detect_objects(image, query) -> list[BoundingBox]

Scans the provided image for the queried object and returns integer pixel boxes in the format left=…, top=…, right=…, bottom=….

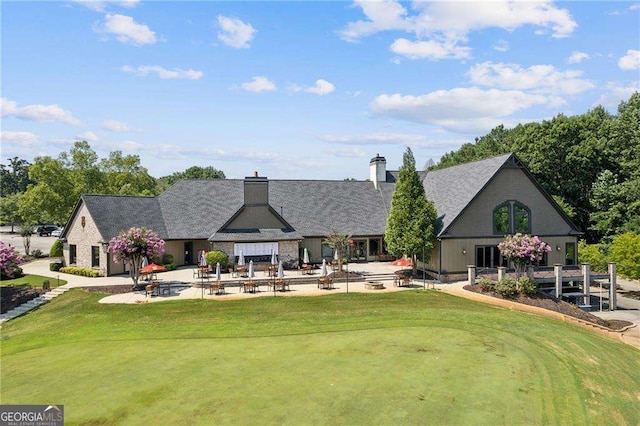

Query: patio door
left=350, top=240, right=367, bottom=262
left=184, top=241, right=193, bottom=265
left=476, top=245, right=503, bottom=269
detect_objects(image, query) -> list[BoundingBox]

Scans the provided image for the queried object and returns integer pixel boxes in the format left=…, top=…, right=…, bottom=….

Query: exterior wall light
left=462, top=248, right=466, bottom=255
left=556, top=245, right=561, bottom=251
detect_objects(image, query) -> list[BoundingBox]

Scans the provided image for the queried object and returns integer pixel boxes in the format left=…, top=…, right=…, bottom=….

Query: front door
left=476, top=245, right=503, bottom=269
left=565, top=242, right=576, bottom=266
left=184, top=241, right=193, bottom=265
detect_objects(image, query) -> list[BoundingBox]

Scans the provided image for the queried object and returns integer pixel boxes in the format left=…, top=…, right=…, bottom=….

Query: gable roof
left=423, top=153, right=516, bottom=237
left=65, top=195, right=168, bottom=241
left=423, top=153, right=581, bottom=237
left=155, top=178, right=394, bottom=241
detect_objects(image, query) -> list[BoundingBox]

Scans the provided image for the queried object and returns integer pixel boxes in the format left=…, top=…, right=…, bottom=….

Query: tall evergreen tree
left=385, top=148, right=437, bottom=274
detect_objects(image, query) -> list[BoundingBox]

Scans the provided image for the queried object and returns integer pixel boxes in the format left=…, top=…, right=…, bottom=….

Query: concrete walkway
left=9, top=259, right=640, bottom=349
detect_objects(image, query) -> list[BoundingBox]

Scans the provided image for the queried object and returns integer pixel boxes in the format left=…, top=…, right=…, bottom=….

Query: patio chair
left=275, top=278, right=290, bottom=292
left=317, top=277, right=333, bottom=290
left=209, top=281, right=225, bottom=295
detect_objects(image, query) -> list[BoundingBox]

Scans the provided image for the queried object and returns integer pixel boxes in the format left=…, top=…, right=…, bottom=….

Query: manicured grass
left=1, top=290, right=639, bottom=425
left=0, top=274, right=67, bottom=288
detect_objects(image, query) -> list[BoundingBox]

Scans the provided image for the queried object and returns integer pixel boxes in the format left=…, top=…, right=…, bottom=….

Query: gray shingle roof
left=149, top=178, right=393, bottom=241
left=423, top=153, right=512, bottom=237
left=81, top=195, right=168, bottom=241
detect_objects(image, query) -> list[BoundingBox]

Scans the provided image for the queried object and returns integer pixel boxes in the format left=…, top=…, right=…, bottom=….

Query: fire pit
left=365, top=281, right=385, bottom=290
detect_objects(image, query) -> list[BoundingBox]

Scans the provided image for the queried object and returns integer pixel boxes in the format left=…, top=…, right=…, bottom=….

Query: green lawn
left=1, top=290, right=638, bottom=425
left=0, top=274, right=67, bottom=288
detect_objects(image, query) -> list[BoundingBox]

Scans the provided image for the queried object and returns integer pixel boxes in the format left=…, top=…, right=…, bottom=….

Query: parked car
left=51, top=227, right=63, bottom=237
left=35, top=225, right=59, bottom=236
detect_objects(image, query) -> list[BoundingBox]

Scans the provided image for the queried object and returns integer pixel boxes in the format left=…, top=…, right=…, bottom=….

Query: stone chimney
left=244, top=172, right=268, bottom=205
left=369, top=154, right=386, bottom=189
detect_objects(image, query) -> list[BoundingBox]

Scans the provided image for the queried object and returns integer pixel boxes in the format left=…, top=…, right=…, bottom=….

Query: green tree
left=18, top=224, right=34, bottom=256
left=100, top=151, right=157, bottom=195
left=610, top=232, right=640, bottom=280
left=384, top=148, right=437, bottom=274
left=0, top=157, right=32, bottom=197
left=157, top=166, right=225, bottom=191
left=0, top=194, right=22, bottom=231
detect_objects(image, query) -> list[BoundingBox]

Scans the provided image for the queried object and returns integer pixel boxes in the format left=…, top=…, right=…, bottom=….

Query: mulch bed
left=464, top=284, right=632, bottom=331
left=82, top=285, right=136, bottom=294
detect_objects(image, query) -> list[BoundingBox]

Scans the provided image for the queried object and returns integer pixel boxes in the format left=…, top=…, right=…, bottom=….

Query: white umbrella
left=277, top=261, right=284, bottom=278
left=216, top=262, right=221, bottom=281
left=248, top=260, right=254, bottom=278
left=271, top=249, right=277, bottom=265
left=141, top=256, right=149, bottom=268
left=238, top=250, right=245, bottom=266
left=321, top=259, right=327, bottom=277
left=199, top=251, right=207, bottom=267
left=303, top=248, right=310, bottom=264
left=334, top=249, right=339, bottom=261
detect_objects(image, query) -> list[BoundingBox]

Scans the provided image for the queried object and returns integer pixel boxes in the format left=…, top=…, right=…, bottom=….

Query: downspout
left=438, top=238, right=442, bottom=280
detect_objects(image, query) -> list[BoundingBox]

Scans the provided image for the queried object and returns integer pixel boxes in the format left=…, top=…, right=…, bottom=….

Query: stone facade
left=63, top=204, right=108, bottom=276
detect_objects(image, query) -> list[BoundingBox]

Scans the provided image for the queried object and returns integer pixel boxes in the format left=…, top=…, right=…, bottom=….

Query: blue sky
left=2, top=1, right=639, bottom=180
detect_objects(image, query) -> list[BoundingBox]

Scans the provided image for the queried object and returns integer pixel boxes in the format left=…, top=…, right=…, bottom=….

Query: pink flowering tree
left=0, top=241, right=24, bottom=279
left=498, top=233, right=552, bottom=279
left=107, top=227, right=165, bottom=289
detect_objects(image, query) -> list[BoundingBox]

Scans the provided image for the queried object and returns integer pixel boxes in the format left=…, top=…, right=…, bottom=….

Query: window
left=321, top=244, right=333, bottom=258
left=91, top=246, right=100, bottom=268
left=69, top=245, right=77, bottom=265
left=493, top=201, right=531, bottom=234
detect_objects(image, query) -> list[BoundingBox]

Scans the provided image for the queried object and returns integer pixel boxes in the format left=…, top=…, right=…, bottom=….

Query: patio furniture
left=393, top=276, right=412, bottom=287
left=274, top=278, right=290, bottom=292
left=209, top=281, right=225, bottom=295
left=301, top=264, right=314, bottom=275
left=237, top=266, right=249, bottom=278
left=241, top=280, right=257, bottom=293
left=317, top=277, right=333, bottom=290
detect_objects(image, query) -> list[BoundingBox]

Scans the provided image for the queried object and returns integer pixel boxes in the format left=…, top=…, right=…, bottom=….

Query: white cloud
left=618, top=49, right=640, bottom=71
left=74, top=0, right=139, bottom=13
left=340, top=1, right=576, bottom=60
left=595, top=82, right=640, bottom=108
left=492, top=40, right=509, bottom=52
left=305, top=79, right=335, bottom=95
left=121, top=65, right=203, bottom=80
left=217, top=15, right=256, bottom=49
left=390, top=38, right=471, bottom=60
left=94, top=14, right=156, bottom=45
left=321, top=133, right=428, bottom=146
left=370, top=87, right=558, bottom=133
left=1, top=97, right=81, bottom=126
left=0, top=131, right=39, bottom=147
left=567, top=51, right=590, bottom=64
left=467, top=62, right=594, bottom=95
left=240, top=76, right=276, bottom=93
left=102, top=119, right=132, bottom=132
left=76, top=131, right=98, bottom=142
left=327, top=147, right=367, bottom=158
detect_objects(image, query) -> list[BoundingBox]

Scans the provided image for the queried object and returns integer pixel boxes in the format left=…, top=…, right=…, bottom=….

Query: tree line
left=432, top=92, right=639, bottom=244
left=0, top=141, right=225, bottom=228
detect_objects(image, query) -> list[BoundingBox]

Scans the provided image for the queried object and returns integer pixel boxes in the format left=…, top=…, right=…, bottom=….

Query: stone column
left=467, top=265, right=476, bottom=287
left=497, top=266, right=506, bottom=282
left=582, top=263, right=591, bottom=306
left=608, top=262, right=617, bottom=311
left=554, top=264, right=563, bottom=298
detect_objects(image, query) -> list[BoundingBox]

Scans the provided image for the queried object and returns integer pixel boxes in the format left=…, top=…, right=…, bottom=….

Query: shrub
left=610, top=232, right=640, bottom=280
left=59, top=267, right=100, bottom=277
left=164, top=263, right=177, bottom=271
left=495, top=278, right=518, bottom=298
left=206, top=250, right=229, bottom=269
left=478, top=277, right=495, bottom=292
left=162, top=253, right=174, bottom=265
left=50, top=239, right=63, bottom=257
left=0, top=241, right=24, bottom=279
left=49, top=262, right=63, bottom=272
left=578, top=241, right=608, bottom=273
left=31, top=248, right=45, bottom=258
left=517, top=276, right=537, bottom=296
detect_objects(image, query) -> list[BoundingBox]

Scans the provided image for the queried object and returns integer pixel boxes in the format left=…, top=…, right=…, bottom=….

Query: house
left=60, top=153, right=580, bottom=281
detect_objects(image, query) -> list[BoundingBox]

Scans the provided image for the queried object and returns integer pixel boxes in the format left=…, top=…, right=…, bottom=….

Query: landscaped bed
left=1, top=289, right=638, bottom=424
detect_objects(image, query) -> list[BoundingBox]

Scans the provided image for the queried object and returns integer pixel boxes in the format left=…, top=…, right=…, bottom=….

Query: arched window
left=493, top=203, right=510, bottom=234
left=493, top=201, right=531, bottom=234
